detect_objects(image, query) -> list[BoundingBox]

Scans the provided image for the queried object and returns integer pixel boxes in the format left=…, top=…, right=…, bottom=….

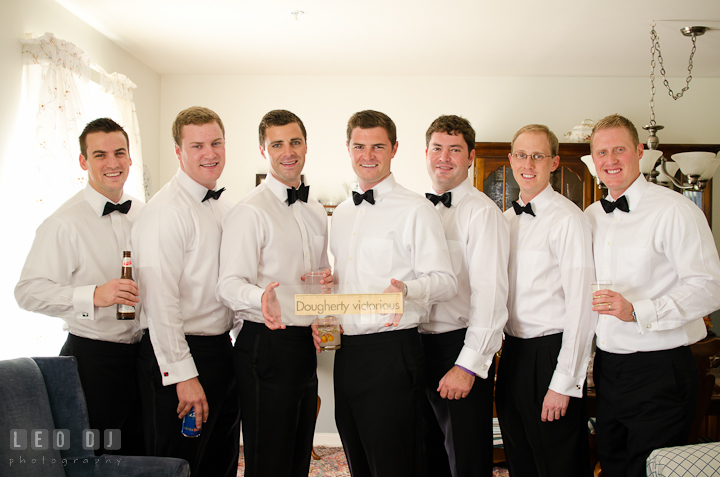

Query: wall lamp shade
left=640, top=150, right=663, bottom=174
left=581, top=155, right=597, bottom=177
left=671, top=152, right=718, bottom=177
left=701, top=158, right=720, bottom=180
left=656, top=161, right=680, bottom=184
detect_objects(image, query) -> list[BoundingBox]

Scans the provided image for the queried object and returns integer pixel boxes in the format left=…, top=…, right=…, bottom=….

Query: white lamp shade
left=656, top=161, right=680, bottom=183
left=700, top=159, right=720, bottom=180
left=581, top=155, right=597, bottom=177
left=671, top=152, right=717, bottom=176
left=639, top=150, right=663, bottom=174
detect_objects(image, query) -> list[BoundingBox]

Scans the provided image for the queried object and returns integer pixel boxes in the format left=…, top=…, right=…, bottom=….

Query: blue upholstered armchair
left=0, top=356, right=190, bottom=477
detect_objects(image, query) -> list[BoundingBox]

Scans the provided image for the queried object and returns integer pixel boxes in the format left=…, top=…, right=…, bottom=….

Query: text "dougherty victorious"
left=294, top=293, right=403, bottom=315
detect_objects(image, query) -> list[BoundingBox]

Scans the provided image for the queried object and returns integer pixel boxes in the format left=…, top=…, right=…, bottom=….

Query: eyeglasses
left=510, top=152, right=553, bottom=162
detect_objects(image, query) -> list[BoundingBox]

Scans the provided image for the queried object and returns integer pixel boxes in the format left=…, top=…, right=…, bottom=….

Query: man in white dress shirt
left=420, top=115, right=509, bottom=477
left=16, top=118, right=145, bottom=456
left=497, top=124, right=595, bottom=477
left=132, top=106, right=239, bottom=476
left=586, top=114, right=720, bottom=477
left=217, top=110, right=331, bottom=477
left=328, top=110, right=457, bottom=477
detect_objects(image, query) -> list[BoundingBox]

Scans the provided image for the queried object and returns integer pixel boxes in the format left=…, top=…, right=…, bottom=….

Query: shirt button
left=482, top=365, right=488, bottom=370
left=607, top=242, right=610, bottom=245
left=349, top=257, right=352, bottom=260
left=646, top=324, right=652, bottom=329
left=601, top=341, right=605, bottom=345
left=114, top=222, right=119, bottom=226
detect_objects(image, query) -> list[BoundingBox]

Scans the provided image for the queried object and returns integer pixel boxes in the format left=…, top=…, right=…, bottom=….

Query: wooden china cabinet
left=473, top=142, right=719, bottom=225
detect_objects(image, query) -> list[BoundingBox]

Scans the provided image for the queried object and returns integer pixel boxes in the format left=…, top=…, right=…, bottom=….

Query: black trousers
left=594, top=346, right=698, bottom=477
left=234, top=321, right=318, bottom=477
left=60, top=333, right=145, bottom=456
left=137, top=332, right=240, bottom=477
left=421, top=329, right=495, bottom=477
left=334, top=328, right=426, bottom=477
left=495, top=333, right=591, bottom=477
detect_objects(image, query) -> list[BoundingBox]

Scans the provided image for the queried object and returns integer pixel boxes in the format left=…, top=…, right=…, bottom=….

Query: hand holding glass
left=591, top=280, right=612, bottom=310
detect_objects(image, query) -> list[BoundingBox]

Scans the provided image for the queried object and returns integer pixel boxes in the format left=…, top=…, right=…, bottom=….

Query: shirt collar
left=517, top=183, right=554, bottom=216
left=264, top=172, right=298, bottom=204
left=176, top=168, right=214, bottom=204
left=430, top=179, right=473, bottom=207
left=608, top=173, right=647, bottom=211
left=363, top=173, right=396, bottom=203
left=83, top=183, right=131, bottom=217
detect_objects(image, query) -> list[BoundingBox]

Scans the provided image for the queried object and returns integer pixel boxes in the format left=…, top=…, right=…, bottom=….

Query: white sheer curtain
left=1, top=33, right=145, bottom=360
left=19, top=32, right=91, bottom=209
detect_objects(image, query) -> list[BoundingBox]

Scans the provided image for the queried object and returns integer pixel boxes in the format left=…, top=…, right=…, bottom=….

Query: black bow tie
left=426, top=192, right=452, bottom=208
left=601, top=195, right=630, bottom=213
left=287, top=184, right=310, bottom=206
left=512, top=200, right=535, bottom=217
left=353, top=190, right=375, bottom=206
left=102, top=200, right=132, bottom=216
left=202, top=187, right=225, bottom=202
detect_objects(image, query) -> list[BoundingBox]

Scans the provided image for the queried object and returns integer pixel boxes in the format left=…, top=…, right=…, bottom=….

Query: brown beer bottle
left=117, top=251, right=136, bottom=320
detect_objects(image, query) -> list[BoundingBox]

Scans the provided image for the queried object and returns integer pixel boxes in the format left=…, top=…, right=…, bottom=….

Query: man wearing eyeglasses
left=586, top=114, right=720, bottom=477
left=420, top=115, right=509, bottom=477
left=496, top=124, right=595, bottom=477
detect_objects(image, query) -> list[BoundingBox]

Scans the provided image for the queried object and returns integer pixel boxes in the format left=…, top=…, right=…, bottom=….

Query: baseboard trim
left=313, top=433, right=343, bottom=447
left=240, top=432, right=342, bottom=448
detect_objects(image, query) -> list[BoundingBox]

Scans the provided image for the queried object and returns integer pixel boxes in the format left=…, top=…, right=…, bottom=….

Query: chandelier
left=642, top=23, right=719, bottom=192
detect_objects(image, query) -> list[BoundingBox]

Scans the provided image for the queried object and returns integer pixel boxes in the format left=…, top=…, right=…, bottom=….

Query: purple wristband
left=456, top=365, right=476, bottom=376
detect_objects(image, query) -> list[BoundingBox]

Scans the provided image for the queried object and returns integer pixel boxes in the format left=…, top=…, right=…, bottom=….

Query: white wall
left=160, top=74, right=720, bottom=434
left=1, top=0, right=161, bottom=360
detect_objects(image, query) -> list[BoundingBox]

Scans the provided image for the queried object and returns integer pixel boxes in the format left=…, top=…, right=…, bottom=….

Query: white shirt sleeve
left=133, top=206, right=198, bottom=385
left=456, top=205, right=510, bottom=378
left=634, top=200, right=720, bottom=333
left=549, top=213, right=596, bottom=397
left=15, top=218, right=96, bottom=321
left=404, top=204, right=458, bottom=305
left=217, top=204, right=266, bottom=314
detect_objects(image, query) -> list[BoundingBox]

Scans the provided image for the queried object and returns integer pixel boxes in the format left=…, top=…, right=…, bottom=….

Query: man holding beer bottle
left=16, top=118, right=145, bottom=456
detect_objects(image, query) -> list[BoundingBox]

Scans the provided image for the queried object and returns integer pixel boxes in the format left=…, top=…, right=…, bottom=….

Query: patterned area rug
left=237, top=446, right=510, bottom=476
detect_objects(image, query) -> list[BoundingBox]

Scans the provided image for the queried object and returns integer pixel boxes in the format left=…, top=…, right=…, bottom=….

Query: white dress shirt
left=132, top=169, right=233, bottom=386
left=331, top=173, right=457, bottom=335
left=15, top=184, right=144, bottom=344
left=586, top=174, right=720, bottom=354
left=217, top=173, right=330, bottom=327
left=505, top=184, right=596, bottom=397
left=420, top=181, right=510, bottom=379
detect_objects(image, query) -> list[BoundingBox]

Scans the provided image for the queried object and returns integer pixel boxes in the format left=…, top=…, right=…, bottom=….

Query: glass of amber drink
left=317, top=316, right=341, bottom=350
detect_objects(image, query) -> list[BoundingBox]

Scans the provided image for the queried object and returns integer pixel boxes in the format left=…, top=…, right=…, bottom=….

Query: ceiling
left=56, top=0, right=720, bottom=78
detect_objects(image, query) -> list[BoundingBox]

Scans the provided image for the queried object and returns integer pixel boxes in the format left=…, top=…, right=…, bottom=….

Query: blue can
left=181, top=407, right=201, bottom=438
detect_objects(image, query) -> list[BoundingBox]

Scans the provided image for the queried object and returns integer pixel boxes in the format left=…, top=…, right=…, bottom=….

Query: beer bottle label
left=118, top=304, right=135, bottom=313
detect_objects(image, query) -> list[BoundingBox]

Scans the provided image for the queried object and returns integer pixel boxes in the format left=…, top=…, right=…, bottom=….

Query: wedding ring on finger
left=608, top=304, right=611, bottom=311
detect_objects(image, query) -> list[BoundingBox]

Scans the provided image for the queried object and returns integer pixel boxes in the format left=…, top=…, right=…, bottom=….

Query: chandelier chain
left=650, top=24, right=698, bottom=102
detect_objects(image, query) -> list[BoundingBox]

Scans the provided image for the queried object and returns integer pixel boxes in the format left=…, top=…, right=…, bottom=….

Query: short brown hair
left=346, top=110, right=397, bottom=145
left=258, top=110, right=307, bottom=147
left=79, top=118, right=129, bottom=159
left=425, top=115, right=475, bottom=156
left=590, top=114, right=640, bottom=149
left=172, top=106, right=225, bottom=147
left=510, top=124, right=559, bottom=157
